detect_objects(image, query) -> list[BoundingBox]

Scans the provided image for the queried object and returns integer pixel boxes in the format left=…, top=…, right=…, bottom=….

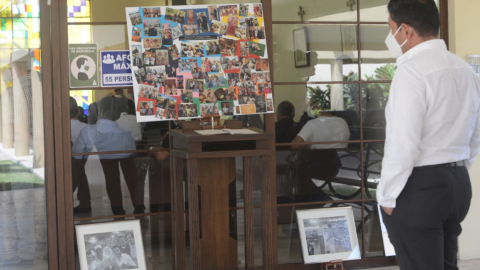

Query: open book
left=195, top=129, right=258, bottom=136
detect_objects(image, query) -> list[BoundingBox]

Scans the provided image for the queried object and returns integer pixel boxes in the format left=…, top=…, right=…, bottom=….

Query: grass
left=0, top=160, right=44, bottom=191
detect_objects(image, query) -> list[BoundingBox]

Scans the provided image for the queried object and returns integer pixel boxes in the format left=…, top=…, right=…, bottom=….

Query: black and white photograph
left=76, top=220, right=146, bottom=270
left=254, top=94, right=266, bottom=113
left=297, top=207, right=360, bottom=264
left=171, top=24, right=183, bottom=39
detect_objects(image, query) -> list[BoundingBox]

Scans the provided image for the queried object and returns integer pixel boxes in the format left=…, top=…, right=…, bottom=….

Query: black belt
left=418, top=161, right=465, bottom=169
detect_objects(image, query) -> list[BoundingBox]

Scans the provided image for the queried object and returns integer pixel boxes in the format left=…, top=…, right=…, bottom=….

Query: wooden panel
left=187, top=159, right=202, bottom=270
left=261, top=156, right=274, bottom=269
left=171, top=149, right=273, bottom=160
left=440, top=0, right=449, bottom=49
left=173, top=157, right=186, bottom=270
left=197, top=157, right=237, bottom=269
left=243, top=156, right=255, bottom=267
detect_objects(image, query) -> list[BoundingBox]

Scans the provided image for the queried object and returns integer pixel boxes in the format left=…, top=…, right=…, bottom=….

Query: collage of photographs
left=126, top=3, right=274, bottom=122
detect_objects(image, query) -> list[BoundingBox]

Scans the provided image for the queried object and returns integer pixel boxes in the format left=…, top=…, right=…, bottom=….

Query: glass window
left=363, top=142, right=384, bottom=200
left=273, top=24, right=359, bottom=83
left=360, top=25, right=396, bottom=79
left=273, top=0, right=357, bottom=22
left=363, top=83, right=390, bottom=141
left=360, top=0, right=440, bottom=22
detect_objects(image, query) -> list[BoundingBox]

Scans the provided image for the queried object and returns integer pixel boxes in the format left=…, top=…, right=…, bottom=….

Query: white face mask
left=3, top=68, right=13, bottom=82
left=385, top=25, right=410, bottom=58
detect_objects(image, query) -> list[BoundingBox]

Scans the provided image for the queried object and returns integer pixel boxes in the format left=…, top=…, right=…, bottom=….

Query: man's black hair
left=388, top=0, right=440, bottom=37
left=70, top=97, right=79, bottom=118
left=97, top=96, right=126, bottom=121
left=277, top=101, right=295, bottom=118
left=76, top=57, right=87, bottom=69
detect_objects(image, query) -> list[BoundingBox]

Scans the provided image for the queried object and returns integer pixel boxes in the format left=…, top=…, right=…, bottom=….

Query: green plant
left=307, top=85, right=331, bottom=111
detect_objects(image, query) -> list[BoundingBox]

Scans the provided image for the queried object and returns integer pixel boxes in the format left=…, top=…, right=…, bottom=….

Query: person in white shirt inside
left=378, top=1, right=480, bottom=269
left=111, top=245, right=136, bottom=269
left=116, top=99, right=142, bottom=141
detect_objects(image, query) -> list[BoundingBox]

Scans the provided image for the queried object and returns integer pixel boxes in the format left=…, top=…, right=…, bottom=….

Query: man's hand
left=382, top=206, right=394, bottom=216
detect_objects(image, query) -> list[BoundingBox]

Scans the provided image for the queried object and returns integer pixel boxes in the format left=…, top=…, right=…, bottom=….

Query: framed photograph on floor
left=341, top=25, right=357, bottom=53
left=293, top=27, right=310, bottom=68
left=297, top=207, right=361, bottom=264
left=76, top=220, right=146, bottom=270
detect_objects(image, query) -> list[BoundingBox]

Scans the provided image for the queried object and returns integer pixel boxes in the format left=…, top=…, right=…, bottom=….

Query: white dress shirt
left=71, top=119, right=87, bottom=143
left=297, top=116, right=350, bottom=149
left=377, top=39, right=480, bottom=208
left=116, top=112, right=142, bottom=141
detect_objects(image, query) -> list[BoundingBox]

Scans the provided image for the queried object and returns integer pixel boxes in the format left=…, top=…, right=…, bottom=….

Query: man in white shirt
left=378, top=1, right=480, bottom=269
left=116, top=99, right=142, bottom=141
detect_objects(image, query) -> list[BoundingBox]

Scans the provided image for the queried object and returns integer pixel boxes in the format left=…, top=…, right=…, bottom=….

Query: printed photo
left=239, top=41, right=249, bottom=57
left=247, top=26, right=265, bottom=40
left=206, top=41, right=221, bottom=55
left=134, top=68, right=145, bottom=84
left=157, top=93, right=177, bottom=109
left=143, top=49, right=157, bottom=66
left=179, top=89, right=193, bottom=103
left=171, top=24, right=183, bottom=39
left=225, top=15, right=238, bottom=36
left=155, top=49, right=170, bottom=66
left=303, top=217, right=352, bottom=255
left=191, top=67, right=209, bottom=80
left=219, top=5, right=238, bottom=17
left=165, top=8, right=186, bottom=24
left=206, top=72, right=226, bottom=88
left=143, top=37, right=161, bottom=49
left=129, top=10, right=142, bottom=25
left=177, top=75, right=184, bottom=89
left=163, top=79, right=178, bottom=96
left=248, top=41, right=266, bottom=57
left=131, top=45, right=143, bottom=66
left=240, top=68, right=252, bottom=82
left=144, top=66, right=166, bottom=87
left=255, top=94, right=266, bottom=113
left=238, top=94, right=255, bottom=105
left=182, top=42, right=205, bottom=57
left=200, top=103, right=219, bottom=117
left=178, top=103, right=198, bottom=118
left=226, top=72, right=240, bottom=87
left=183, top=24, right=199, bottom=35
left=211, top=20, right=227, bottom=35
left=239, top=4, right=249, bottom=17
left=164, top=109, right=178, bottom=119
left=143, top=7, right=161, bottom=18
left=255, top=59, right=269, bottom=71
left=266, top=99, right=274, bottom=112
left=240, top=57, right=256, bottom=70
left=201, top=57, right=222, bottom=73
left=239, top=16, right=259, bottom=28
left=208, top=5, right=218, bottom=21
left=225, top=87, right=238, bottom=101
left=166, top=64, right=177, bottom=77
left=187, top=10, right=195, bottom=24
left=179, top=58, right=199, bottom=72
left=220, top=101, right=234, bottom=116
left=155, top=108, right=165, bottom=119
left=252, top=72, right=270, bottom=83
left=221, top=56, right=240, bottom=71
left=168, top=44, right=181, bottom=60
left=258, top=82, right=272, bottom=94
left=131, top=27, right=142, bottom=42
left=201, top=88, right=218, bottom=103
left=254, top=4, right=263, bottom=17
left=196, top=11, right=210, bottom=33
left=218, top=37, right=237, bottom=56
left=235, top=26, right=247, bottom=40
left=144, top=18, right=161, bottom=37
left=139, top=101, right=155, bottom=116
left=139, top=85, right=160, bottom=99
left=161, top=23, right=173, bottom=46
left=238, top=85, right=256, bottom=97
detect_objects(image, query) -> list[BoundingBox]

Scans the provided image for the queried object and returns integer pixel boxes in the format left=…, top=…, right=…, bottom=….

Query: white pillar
left=31, top=68, right=44, bottom=168
left=1, top=85, right=14, bottom=149
left=12, top=69, right=30, bottom=157
left=330, top=59, right=345, bottom=111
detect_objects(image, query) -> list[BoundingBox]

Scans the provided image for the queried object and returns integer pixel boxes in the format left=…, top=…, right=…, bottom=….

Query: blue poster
left=101, top=50, right=133, bottom=87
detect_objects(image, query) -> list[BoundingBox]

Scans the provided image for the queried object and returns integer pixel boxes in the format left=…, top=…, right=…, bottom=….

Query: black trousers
left=71, top=158, right=91, bottom=207
left=381, top=165, right=472, bottom=270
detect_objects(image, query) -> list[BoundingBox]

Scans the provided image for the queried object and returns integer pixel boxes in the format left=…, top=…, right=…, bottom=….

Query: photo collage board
left=126, top=4, right=273, bottom=122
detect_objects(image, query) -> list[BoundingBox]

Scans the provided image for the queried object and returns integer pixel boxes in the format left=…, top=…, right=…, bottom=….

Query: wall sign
left=68, top=43, right=99, bottom=88
left=100, top=50, right=133, bottom=87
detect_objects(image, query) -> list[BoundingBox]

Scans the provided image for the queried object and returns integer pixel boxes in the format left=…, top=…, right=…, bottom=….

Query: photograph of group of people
left=127, top=3, right=273, bottom=122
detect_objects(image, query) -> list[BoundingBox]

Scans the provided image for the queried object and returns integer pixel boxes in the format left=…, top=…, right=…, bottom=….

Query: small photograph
left=248, top=41, right=266, bottom=57
left=201, top=57, right=222, bottom=73
left=239, top=16, right=259, bottom=28
left=220, top=101, right=234, bottom=116
left=240, top=68, right=252, bottom=82
left=238, top=95, right=256, bottom=105
left=181, top=42, right=205, bottom=57
left=139, top=85, right=160, bottom=99
left=144, top=66, right=166, bottom=87
left=131, top=45, right=143, bottom=66
left=171, top=24, right=183, bottom=39
left=165, top=7, right=186, bottom=24
left=253, top=4, right=263, bottom=17
left=179, top=89, right=193, bottom=103
left=155, top=49, right=170, bottom=66
left=128, top=10, right=142, bottom=25
left=187, top=10, right=195, bottom=24
left=240, top=57, right=256, bottom=70
left=157, top=93, right=177, bottom=109
left=139, top=100, right=155, bottom=116
left=236, top=106, right=241, bottom=114
left=131, top=26, right=142, bottom=42
left=208, top=5, right=218, bottom=21
left=255, top=94, right=266, bottom=113
left=211, top=20, right=227, bottom=35
left=218, top=37, right=237, bottom=56
left=178, top=103, right=198, bottom=118
left=225, top=15, right=238, bottom=36
left=143, top=37, right=161, bottom=49
left=239, top=41, right=249, bottom=57
left=179, top=58, right=199, bottom=72
left=183, top=24, right=199, bottom=35
left=258, top=82, right=272, bottom=94
left=225, top=87, right=238, bottom=101
left=221, top=56, right=240, bottom=71
left=247, top=26, right=265, bottom=40
left=219, top=5, right=238, bottom=17
left=195, top=79, right=205, bottom=92
left=177, top=75, right=184, bottom=89
left=163, top=79, right=178, bottom=96
left=191, top=67, right=209, bottom=80
left=164, top=109, right=178, bottom=119
left=166, top=64, right=177, bottom=77
left=200, top=103, right=219, bottom=117
left=134, top=68, right=145, bottom=84
left=168, top=44, right=181, bottom=61
left=143, top=7, right=161, bottom=18
left=252, top=72, right=270, bottom=83
left=238, top=85, right=256, bottom=97
left=235, top=26, right=247, bottom=40
left=161, top=23, right=173, bottom=46
left=239, top=4, right=249, bottom=17
left=196, top=11, right=210, bottom=33
left=185, top=78, right=202, bottom=90
left=266, top=99, right=274, bottom=112
left=144, top=18, right=161, bottom=37
left=255, top=59, right=269, bottom=71
left=143, top=49, right=157, bottom=66
left=155, top=108, right=165, bottom=119
left=226, top=72, right=240, bottom=87
left=206, top=72, right=226, bottom=88
left=200, top=88, right=218, bottom=103
left=205, top=41, right=221, bottom=55
left=303, top=216, right=352, bottom=255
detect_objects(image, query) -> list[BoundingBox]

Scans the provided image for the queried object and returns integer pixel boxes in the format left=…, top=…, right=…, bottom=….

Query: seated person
left=275, top=101, right=303, bottom=144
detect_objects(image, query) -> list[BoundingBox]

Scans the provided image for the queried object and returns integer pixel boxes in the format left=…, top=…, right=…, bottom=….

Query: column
left=31, top=68, right=44, bottom=168
left=330, top=59, right=345, bottom=111
left=1, top=84, right=14, bottom=149
left=12, top=68, right=30, bottom=157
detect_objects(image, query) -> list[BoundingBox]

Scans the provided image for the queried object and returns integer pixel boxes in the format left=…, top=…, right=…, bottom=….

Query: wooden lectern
left=170, top=127, right=273, bottom=270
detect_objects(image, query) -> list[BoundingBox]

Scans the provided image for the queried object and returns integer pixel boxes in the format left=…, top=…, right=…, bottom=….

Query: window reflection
left=273, top=0, right=357, bottom=22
